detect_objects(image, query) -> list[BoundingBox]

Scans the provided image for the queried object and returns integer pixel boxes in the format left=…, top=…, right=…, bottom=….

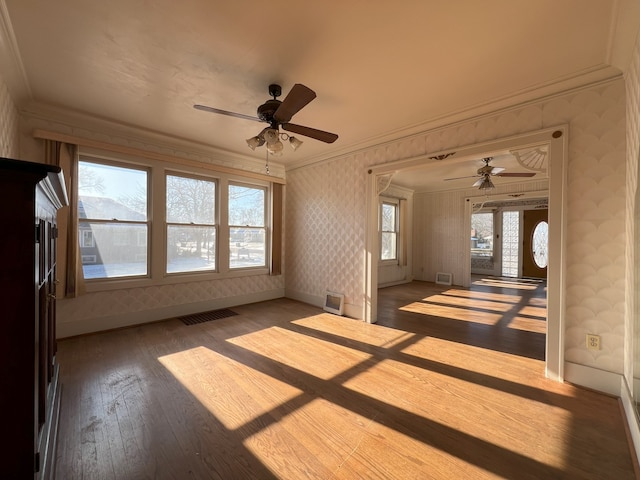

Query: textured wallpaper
left=58, top=274, right=284, bottom=323
left=286, top=79, right=627, bottom=375
left=17, top=113, right=286, bottom=334
left=286, top=156, right=366, bottom=306
left=0, top=74, right=19, bottom=158
left=626, top=34, right=640, bottom=386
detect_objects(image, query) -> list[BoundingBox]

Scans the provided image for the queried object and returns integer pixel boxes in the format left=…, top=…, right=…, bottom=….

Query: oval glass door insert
left=532, top=221, right=549, bottom=268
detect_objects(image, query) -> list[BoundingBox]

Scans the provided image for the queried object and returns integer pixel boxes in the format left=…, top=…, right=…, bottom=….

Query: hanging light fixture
left=246, top=128, right=303, bottom=155
left=478, top=174, right=495, bottom=190
left=289, top=136, right=303, bottom=151
left=246, top=135, right=264, bottom=150
left=267, top=140, right=284, bottom=156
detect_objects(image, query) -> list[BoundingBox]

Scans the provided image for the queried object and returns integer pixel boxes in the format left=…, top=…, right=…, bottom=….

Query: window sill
left=83, top=267, right=271, bottom=293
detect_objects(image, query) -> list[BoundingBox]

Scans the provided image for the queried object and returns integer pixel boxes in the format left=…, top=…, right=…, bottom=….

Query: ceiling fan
left=194, top=83, right=338, bottom=156
left=444, top=157, right=536, bottom=190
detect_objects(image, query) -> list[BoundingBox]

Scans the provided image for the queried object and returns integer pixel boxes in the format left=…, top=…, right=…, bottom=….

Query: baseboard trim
left=620, top=377, right=640, bottom=475
left=57, top=288, right=284, bottom=338
left=284, top=289, right=363, bottom=319
left=563, top=362, right=621, bottom=397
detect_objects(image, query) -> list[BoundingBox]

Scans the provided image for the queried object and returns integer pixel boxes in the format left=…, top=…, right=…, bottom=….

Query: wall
left=19, top=113, right=287, bottom=338
left=623, top=21, right=640, bottom=458
left=626, top=19, right=640, bottom=390
left=285, top=153, right=366, bottom=317
left=0, top=73, right=19, bottom=158
left=286, top=79, right=627, bottom=383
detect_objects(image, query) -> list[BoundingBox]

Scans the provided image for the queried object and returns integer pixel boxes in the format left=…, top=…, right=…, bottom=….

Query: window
left=502, top=210, right=520, bottom=277
left=78, top=160, right=149, bottom=279
left=471, top=212, right=494, bottom=258
left=380, top=200, right=398, bottom=261
left=229, top=183, right=267, bottom=269
left=77, top=153, right=275, bottom=287
left=166, top=173, right=216, bottom=274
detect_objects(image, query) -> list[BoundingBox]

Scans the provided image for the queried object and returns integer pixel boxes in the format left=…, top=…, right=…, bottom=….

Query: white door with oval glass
left=523, top=209, right=548, bottom=278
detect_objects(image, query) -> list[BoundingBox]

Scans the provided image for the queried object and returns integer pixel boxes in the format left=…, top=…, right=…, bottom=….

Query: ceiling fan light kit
left=246, top=128, right=302, bottom=156
left=477, top=176, right=495, bottom=190
left=195, top=83, right=338, bottom=157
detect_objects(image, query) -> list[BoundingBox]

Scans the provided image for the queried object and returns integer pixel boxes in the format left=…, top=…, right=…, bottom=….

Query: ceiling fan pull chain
left=265, top=149, right=270, bottom=175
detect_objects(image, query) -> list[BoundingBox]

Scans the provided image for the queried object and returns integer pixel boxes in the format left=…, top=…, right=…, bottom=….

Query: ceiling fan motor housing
left=257, top=99, right=282, bottom=123
left=477, top=164, right=493, bottom=175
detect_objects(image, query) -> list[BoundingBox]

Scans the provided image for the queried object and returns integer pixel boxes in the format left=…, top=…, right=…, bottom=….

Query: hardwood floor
left=54, top=278, right=638, bottom=479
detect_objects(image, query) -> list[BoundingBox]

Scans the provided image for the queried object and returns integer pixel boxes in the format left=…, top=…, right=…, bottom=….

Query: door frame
left=364, top=125, right=567, bottom=381
left=522, top=208, right=549, bottom=278
left=466, top=195, right=549, bottom=279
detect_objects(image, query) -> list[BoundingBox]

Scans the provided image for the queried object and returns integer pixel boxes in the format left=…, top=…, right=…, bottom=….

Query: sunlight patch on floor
left=243, top=397, right=371, bottom=478
left=399, top=336, right=549, bottom=384
left=292, top=313, right=414, bottom=348
left=517, top=305, right=547, bottom=318
left=227, top=326, right=372, bottom=380
left=158, top=346, right=302, bottom=429
left=422, top=293, right=517, bottom=312
left=473, top=278, right=541, bottom=290
left=400, top=301, right=503, bottom=325
left=441, top=288, right=523, bottom=304
left=341, top=358, right=572, bottom=471
left=508, top=316, right=547, bottom=333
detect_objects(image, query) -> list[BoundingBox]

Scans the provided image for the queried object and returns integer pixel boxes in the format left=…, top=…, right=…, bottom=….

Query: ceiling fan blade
left=472, top=178, right=485, bottom=187
left=281, top=123, right=338, bottom=143
left=443, top=175, right=479, bottom=181
left=489, top=166, right=505, bottom=175
left=273, top=84, right=317, bottom=123
left=194, top=104, right=262, bottom=122
left=495, top=172, right=536, bottom=177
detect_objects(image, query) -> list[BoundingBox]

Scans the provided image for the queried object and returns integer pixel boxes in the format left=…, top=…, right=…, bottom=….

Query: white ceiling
left=1, top=0, right=638, bottom=190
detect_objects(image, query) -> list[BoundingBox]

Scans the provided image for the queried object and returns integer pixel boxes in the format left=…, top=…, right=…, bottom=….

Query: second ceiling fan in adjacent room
left=444, top=157, right=536, bottom=190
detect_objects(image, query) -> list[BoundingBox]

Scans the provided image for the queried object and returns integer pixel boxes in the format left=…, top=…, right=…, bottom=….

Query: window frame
left=165, top=171, right=218, bottom=276
left=471, top=210, right=495, bottom=259
left=77, top=151, right=274, bottom=292
left=78, top=157, right=150, bottom=281
left=228, top=181, right=269, bottom=271
left=379, top=198, right=399, bottom=263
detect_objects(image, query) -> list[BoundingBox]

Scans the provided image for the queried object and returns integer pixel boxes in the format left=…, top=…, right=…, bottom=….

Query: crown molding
left=21, top=101, right=286, bottom=180
left=287, top=71, right=622, bottom=173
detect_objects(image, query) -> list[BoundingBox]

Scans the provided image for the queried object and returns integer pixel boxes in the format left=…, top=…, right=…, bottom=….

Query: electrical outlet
left=586, top=334, right=600, bottom=351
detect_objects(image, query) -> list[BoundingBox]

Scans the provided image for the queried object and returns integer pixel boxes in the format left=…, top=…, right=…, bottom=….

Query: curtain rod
left=32, top=129, right=286, bottom=185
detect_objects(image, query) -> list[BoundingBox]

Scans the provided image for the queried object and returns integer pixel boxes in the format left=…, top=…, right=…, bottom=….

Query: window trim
left=165, top=171, right=218, bottom=275
left=78, top=157, right=150, bottom=281
left=77, top=151, right=275, bottom=292
left=471, top=210, right=495, bottom=259
left=379, top=198, right=399, bottom=264
left=228, top=181, right=269, bottom=271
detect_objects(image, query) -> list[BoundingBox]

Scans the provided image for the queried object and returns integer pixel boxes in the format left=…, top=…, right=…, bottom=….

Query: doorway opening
left=469, top=198, right=548, bottom=280
left=365, top=126, right=567, bottom=381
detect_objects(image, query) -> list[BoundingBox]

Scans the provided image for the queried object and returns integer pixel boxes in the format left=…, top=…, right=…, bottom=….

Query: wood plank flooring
left=54, top=278, right=638, bottom=479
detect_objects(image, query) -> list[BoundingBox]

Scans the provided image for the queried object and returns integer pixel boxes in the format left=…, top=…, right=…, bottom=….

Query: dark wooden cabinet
left=0, top=158, right=68, bottom=479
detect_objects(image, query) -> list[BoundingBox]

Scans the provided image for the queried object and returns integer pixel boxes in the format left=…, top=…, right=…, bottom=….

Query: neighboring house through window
left=77, top=154, right=275, bottom=284
left=78, top=160, right=149, bottom=279
left=471, top=211, right=494, bottom=258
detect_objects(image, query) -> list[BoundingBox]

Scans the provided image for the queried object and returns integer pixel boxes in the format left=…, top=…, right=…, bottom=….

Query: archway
left=364, top=126, right=567, bottom=381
